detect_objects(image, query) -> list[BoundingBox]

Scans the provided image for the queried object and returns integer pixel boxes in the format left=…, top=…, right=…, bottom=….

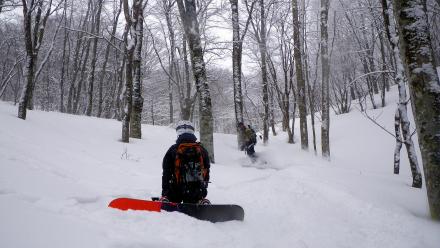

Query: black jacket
left=161, top=133, right=210, bottom=203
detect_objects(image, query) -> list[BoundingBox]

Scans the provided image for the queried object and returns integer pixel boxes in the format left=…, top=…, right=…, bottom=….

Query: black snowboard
left=161, top=201, right=244, bottom=222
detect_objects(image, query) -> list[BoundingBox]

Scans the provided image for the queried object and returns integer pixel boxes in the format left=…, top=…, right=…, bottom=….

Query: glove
left=198, top=198, right=211, bottom=205
left=202, top=181, right=209, bottom=188
left=159, top=196, right=169, bottom=202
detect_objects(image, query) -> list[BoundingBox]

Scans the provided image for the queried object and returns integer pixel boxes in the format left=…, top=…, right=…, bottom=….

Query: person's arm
left=201, top=146, right=210, bottom=186
left=161, top=146, right=175, bottom=197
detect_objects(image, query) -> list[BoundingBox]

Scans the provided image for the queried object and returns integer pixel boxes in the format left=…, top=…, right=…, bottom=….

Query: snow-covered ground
left=1, top=88, right=439, bottom=248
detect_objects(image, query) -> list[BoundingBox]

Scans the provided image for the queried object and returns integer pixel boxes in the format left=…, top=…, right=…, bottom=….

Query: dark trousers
left=245, top=144, right=255, bottom=156
left=167, top=183, right=207, bottom=203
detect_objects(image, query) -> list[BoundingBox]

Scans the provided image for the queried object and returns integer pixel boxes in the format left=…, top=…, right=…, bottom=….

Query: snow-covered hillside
left=1, top=88, right=439, bottom=248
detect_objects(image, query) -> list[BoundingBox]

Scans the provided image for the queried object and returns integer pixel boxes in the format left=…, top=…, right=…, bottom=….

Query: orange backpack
left=174, top=143, right=207, bottom=185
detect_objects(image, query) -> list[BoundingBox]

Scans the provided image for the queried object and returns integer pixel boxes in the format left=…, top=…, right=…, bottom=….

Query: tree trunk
left=27, top=0, right=51, bottom=111
left=59, top=0, right=68, bottom=113
left=163, top=0, right=175, bottom=124
left=305, top=24, right=317, bottom=153
left=121, top=0, right=135, bottom=143
left=383, top=0, right=423, bottom=188
left=18, top=0, right=51, bottom=119
left=98, top=1, right=121, bottom=118
left=86, top=0, right=103, bottom=116
left=230, top=0, right=246, bottom=147
left=259, top=0, right=269, bottom=144
left=18, top=54, right=35, bottom=120
left=168, top=70, right=174, bottom=123
left=130, top=0, right=144, bottom=139
left=67, top=0, right=92, bottom=114
left=121, top=29, right=134, bottom=142
left=320, top=0, right=330, bottom=158
left=180, top=35, right=193, bottom=121
left=393, top=0, right=440, bottom=219
left=115, top=56, right=125, bottom=121
left=177, top=0, right=215, bottom=162
left=18, top=2, right=36, bottom=119
left=269, top=84, right=277, bottom=136
left=73, top=39, right=91, bottom=114
left=292, top=0, right=308, bottom=150
left=378, top=31, right=388, bottom=107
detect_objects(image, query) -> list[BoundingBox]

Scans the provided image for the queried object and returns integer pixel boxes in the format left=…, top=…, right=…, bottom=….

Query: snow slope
left=1, top=88, right=439, bottom=248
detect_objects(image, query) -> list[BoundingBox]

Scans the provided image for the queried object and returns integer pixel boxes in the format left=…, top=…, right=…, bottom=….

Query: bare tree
left=380, top=0, right=422, bottom=188
left=247, top=0, right=270, bottom=144
left=97, top=0, right=122, bottom=117
left=162, top=0, right=176, bottom=123
left=230, top=0, right=255, bottom=147
left=18, top=0, right=53, bottom=120
left=58, top=0, right=69, bottom=113
left=0, top=0, right=21, bottom=14
left=66, top=0, right=92, bottom=114
left=121, top=0, right=141, bottom=143
left=176, top=0, right=215, bottom=162
left=0, top=38, right=22, bottom=98
left=292, top=0, right=308, bottom=150
left=305, top=6, right=318, bottom=154
left=393, top=0, right=440, bottom=219
left=86, top=0, right=103, bottom=116
left=268, top=5, right=294, bottom=143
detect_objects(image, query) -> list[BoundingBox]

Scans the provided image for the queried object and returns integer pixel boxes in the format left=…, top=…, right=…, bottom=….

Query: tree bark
left=121, top=0, right=136, bottom=143
left=130, top=0, right=144, bottom=139
left=320, top=0, right=330, bottom=158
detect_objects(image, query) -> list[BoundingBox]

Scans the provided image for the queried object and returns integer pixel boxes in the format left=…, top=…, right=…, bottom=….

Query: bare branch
left=355, top=105, right=397, bottom=138
left=63, top=26, right=124, bottom=53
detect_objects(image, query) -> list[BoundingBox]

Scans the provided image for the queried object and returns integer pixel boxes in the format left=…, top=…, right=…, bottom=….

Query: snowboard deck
left=108, top=198, right=244, bottom=222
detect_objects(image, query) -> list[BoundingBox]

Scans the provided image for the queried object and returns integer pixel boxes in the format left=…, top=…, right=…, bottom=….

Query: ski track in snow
left=1, top=87, right=440, bottom=248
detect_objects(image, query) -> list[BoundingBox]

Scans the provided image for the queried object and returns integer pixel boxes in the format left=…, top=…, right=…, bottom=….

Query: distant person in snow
left=160, top=120, right=211, bottom=205
left=238, top=122, right=257, bottom=158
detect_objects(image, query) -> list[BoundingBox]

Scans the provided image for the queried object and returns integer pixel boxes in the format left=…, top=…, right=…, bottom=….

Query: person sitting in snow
left=160, top=120, right=211, bottom=205
left=237, top=122, right=257, bottom=158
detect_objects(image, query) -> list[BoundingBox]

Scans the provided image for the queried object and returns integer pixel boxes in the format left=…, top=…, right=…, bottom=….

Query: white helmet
left=175, top=120, right=195, bottom=136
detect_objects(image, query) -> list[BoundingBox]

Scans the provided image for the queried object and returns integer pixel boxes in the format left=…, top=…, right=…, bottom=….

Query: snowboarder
left=237, top=122, right=257, bottom=158
left=160, top=120, right=211, bottom=205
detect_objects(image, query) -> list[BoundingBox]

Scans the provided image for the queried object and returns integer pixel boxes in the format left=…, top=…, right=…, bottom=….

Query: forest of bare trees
left=0, top=0, right=439, bottom=218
